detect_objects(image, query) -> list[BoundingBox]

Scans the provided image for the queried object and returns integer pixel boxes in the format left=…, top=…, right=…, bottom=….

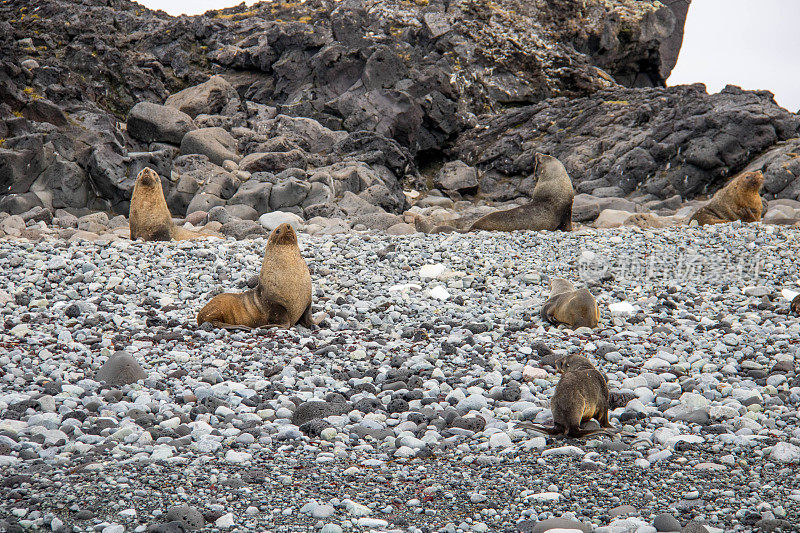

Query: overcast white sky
left=668, top=0, right=800, bottom=112
left=139, top=0, right=800, bottom=112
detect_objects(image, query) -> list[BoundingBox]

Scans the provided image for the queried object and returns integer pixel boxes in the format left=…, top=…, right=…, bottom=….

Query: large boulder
left=180, top=127, right=239, bottom=166
left=742, top=138, right=800, bottom=201
left=0, top=134, right=50, bottom=195
left=30, top=158, right=90, bottom=209
left=228, top=181, right=272, bottom=214
left=86, top=142, right=133, bottom=212
left=0, top=192, right=45, bottom=215
left=434, top=160, right=479, bottom=193
left=253, top=114, right=347, bottom=153
left=239, top=150, right=307, bottom=174
left=127, top=102, right=196, bottom=145
left=269, top=178, right=311, bottom=210
left=22, top=99, right=68, bottom=127
left=165, top=75, right=240, bottom=118
left=187, top=192, right=225, bottom=215
left=331, top=89, right=423, bottom=148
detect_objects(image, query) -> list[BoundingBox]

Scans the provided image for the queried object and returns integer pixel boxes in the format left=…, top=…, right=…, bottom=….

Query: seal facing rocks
left=197, top=223, right=314, bottom=329
left=469, top=153, right=574, bottom=232
left=517, top=354, right=615, bottom=438
left=689, top=171, right=764, bottom=226
left=129, top=167, right=211, bottom=241
left=541, top=278, right=599, bottom=329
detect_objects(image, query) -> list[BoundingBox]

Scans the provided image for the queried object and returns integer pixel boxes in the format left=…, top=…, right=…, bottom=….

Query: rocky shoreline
left=3, top=0, right=800, bottom=229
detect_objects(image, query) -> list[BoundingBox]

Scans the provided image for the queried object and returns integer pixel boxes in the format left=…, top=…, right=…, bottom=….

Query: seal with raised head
left=469, top=153, right=574, bottom=232
left=197, top=223, right=314, bottom=329
left=517, top=354, right=615, bottom=438
left=689, top=171, right=764, bottom=226
left=541, top=278, right=599, bottom=329
left=412, top=153, right=574, bottom=234
left=129, top=167, right=209, bottom=241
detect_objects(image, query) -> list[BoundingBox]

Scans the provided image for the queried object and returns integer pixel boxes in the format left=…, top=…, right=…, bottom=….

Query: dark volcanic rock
left=9, top=0, right=767, bottom=217
left=453, top=84, right=800, bottom=200
left=127, top=102, right=196, bottom=145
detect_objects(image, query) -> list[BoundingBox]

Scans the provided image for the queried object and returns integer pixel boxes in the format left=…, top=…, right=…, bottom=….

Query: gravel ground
left=1, top=222, right=799, bottom=533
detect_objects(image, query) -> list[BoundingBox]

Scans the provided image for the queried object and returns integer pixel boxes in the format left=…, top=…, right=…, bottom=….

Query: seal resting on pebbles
left=517, top=354, right=616, bottom=438
left=129, top=167, right=212, bottom=241
left=469, top=153, right=574, bottom=232
left=689, top=171, right=764, bottom=226
left=541, top=278, right=599, bottom=329
left=413, top=153, right=574, bottom=233
left=197, top=223, right=314, bottom=329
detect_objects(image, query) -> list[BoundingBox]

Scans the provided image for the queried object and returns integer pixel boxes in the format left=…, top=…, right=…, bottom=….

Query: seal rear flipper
left=566, top=425, right=617, bottom=438
left=298, top=303, right=316, bottom=328
left=515, top=421, right=564, bottom=435
left=209, top=321, right=254, bottom=332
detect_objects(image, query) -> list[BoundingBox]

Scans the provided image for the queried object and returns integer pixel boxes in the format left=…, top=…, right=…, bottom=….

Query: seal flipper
left=557, top=202, right=573, bottom=231
left=540, top=299, right=559, bottom=325
left=515, top=421, right=565, bottom=436
left=298, top=303, right=316, bottom=328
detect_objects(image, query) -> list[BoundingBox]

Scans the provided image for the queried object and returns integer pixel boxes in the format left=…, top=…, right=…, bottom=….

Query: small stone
left=214, top=513, right=235, bottom=528
left=771, top=442, right=800, bottom=463
left=96, top=351, right=147, bottom=385
left=653, top=512, right=681, bottom=532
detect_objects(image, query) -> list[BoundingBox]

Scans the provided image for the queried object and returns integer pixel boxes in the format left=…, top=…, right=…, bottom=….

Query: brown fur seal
left=413, top=153, right=574, bottom=234
left=517, top=354, right=615, bottom=438
left=197, top=223, right=314, bottom=329
left=689, top=171, right=764, bottom=226
left=129, top=167, right=211, bottom=241
left=541, top=278, right=599, bottom=329
left=470, top=153, right=574, bottom=232
left=792, top=294, right=800, bottom=316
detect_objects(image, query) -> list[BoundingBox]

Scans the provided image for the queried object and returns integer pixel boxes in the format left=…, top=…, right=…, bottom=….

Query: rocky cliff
left=2, top=0, right=798, bottom=231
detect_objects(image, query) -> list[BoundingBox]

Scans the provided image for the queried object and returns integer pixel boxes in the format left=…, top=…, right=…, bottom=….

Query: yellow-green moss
left=213, top=9, right=256, bottom=19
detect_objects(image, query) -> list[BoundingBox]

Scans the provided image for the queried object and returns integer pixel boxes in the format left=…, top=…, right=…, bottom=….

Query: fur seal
left=413, top=153, right=574, bottom=233
left=469, top=153, right=574, bottom=232
left=129, top=167, right=210, bottom=241
left=197, top=223, right=314, bottom=329
left=541, top=278, right=599, bottom=329
left=792, top=294, right=800, bottom=316
left=689, top=171, right=764, bottom=226
left=517, top=354, right=615, bottom=438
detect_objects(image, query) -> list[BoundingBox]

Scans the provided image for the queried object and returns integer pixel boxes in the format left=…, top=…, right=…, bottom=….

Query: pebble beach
left=1, top=222, right=799, bottom=532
